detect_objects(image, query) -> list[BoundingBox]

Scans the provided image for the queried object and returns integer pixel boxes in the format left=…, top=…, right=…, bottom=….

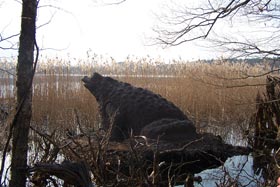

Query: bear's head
left=82, top=72, right=116, bottom=100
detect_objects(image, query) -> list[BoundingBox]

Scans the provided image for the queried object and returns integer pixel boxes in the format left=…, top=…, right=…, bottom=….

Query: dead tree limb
left=29, top=161, right=94, bottom=187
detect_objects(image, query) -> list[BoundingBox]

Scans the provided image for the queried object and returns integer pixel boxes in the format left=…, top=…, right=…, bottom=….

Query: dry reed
left=0, top=56, right=274, bottom=137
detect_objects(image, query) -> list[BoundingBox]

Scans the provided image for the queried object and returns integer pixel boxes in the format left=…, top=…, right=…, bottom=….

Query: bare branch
left=206, top=68, right=280, bottom=81
left=0, top=68, right=15, bottom=76
left=154, top=0, right=253, bottom=46
left=154, top=0, right=280, bottom=60
left=0, top=33, right=20, bottom=50
left=104, top=0, right=127, bottom=6
left=0, top=33, right=19, bottom=43
left=91, top=0, right=127, bottom=6
left=209, top=35, right=280, bottom=58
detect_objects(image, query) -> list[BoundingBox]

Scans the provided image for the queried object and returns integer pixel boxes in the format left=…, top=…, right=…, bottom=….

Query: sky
left=0, top=0, right=273, bottom=62
left=0, top=0, right=222, bottom=62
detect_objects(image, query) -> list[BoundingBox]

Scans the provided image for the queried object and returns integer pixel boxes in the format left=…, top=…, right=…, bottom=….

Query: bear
left=82, top=72, right=198, bottom=142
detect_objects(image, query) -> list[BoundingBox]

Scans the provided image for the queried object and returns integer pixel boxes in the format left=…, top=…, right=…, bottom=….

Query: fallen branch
left=29, top=160, right=93, bottom=187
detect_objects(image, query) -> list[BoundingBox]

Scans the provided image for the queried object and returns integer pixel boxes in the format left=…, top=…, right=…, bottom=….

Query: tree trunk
left=9, top=0, right=37, bottom=186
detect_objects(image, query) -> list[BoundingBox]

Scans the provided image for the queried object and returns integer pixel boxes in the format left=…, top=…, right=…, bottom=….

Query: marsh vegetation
left=0, top=56, right=279, bottom=186
left=1, top=56, right=270, bottom=133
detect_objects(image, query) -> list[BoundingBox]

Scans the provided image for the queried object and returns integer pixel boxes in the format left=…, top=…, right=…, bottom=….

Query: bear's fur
left=82, top=72, right=198, bottom=141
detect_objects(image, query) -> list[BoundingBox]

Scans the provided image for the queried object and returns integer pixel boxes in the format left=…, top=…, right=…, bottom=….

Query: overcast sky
left=1, top=0, right=270, bottom=62
left=0, top=0, right=222, bottom=62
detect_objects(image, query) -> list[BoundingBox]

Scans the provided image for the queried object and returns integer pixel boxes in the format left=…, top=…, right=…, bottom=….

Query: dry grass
left=0, top=56, right=274, bottom=136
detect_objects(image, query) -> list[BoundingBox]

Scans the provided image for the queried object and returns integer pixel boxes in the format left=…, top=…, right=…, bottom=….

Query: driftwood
left=91, top=133, right=251, bottom=173
left=28, top=129, right=251, bottom=186
left=63, top=131, right=251, bottom=186
left=29, top=160, right=93, bottom=187
left=143, top=133, right=251, bottom=174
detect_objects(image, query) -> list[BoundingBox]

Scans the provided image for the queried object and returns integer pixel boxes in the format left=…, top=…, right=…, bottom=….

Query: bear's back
left=104, top=80, right=188, bottom=134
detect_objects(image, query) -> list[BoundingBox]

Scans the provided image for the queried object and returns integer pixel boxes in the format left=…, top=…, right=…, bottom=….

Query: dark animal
left=140, top=118, right=198, bottom=142
left=82, top=72, right=198, bottom=142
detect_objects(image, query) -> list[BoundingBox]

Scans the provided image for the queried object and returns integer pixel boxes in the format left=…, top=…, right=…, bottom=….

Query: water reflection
left=193, top=155, right=263, bottom=187
left=177, top=125, right=260, bottom=187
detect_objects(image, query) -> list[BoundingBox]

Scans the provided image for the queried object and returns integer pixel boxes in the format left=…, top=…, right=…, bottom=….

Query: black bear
left=82, top=72, right=198, bottom=142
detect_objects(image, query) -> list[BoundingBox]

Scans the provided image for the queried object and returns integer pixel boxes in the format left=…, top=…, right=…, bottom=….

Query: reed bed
left=0, top=56, right=274, bottom=137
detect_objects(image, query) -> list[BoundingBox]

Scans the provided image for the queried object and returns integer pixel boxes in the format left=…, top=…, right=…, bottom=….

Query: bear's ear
left=91, top=72, right=103, bottom=81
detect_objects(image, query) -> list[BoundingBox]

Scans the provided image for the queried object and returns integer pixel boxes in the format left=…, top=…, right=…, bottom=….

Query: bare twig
left=0, top=68, right=15, bottom=76
left=155, top=0, right=252, bottom=46
left=154, top=0, right=280, bottom=60
left=102, top=0, right=127, bottom=6
left=206, top=68, right=280, bottom=80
